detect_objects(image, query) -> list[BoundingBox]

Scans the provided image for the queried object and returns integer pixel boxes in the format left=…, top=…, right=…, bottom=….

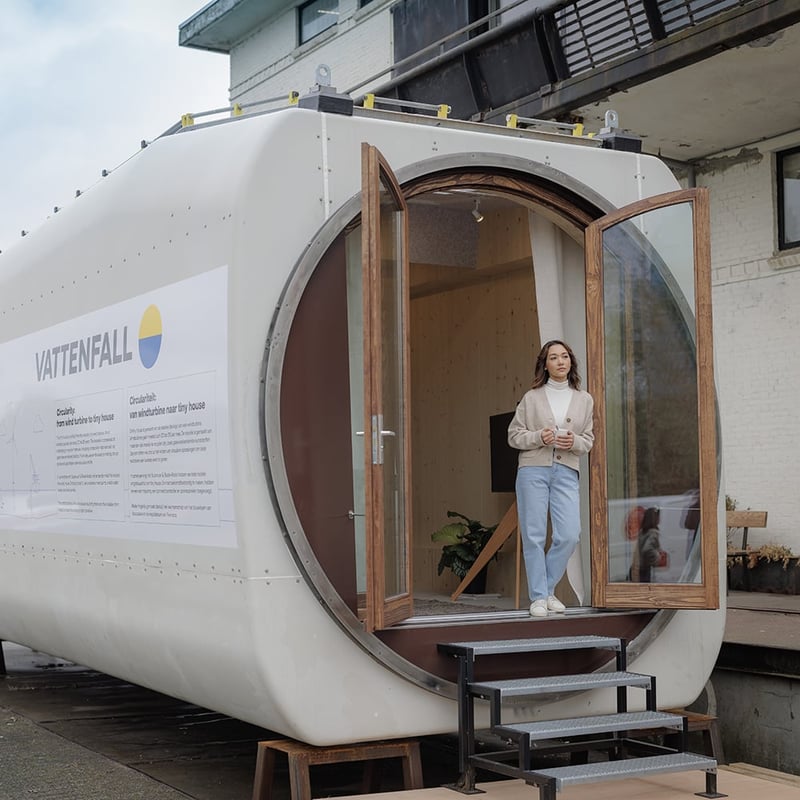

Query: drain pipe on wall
left=659, top=155, right=697, bottom=188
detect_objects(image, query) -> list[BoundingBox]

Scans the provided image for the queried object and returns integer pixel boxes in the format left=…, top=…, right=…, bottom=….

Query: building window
left=778, top=146, right=800, bottom=250
left=299, top=0, right=338, bottom=45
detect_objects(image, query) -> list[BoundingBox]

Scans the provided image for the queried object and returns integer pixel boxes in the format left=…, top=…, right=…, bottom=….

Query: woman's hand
left=541, top=428, right=555, bottom=446
left=554, top=430, right=574, bottom=450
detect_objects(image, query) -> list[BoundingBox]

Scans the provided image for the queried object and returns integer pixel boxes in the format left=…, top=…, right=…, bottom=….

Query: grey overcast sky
left=0, top=1, right=229, bottom=253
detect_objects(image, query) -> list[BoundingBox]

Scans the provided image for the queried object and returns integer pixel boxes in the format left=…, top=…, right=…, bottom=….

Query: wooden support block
left=252, top=738, right=423, bottom=800
left=664, top=708, right=726, bottom=765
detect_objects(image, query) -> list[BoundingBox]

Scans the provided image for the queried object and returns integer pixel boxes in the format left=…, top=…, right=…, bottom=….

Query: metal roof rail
left=506, top=113, right=592, bottom=137
left=157, top=91, right=300, bottom=138
left=362, top=94, right=451, bottom=119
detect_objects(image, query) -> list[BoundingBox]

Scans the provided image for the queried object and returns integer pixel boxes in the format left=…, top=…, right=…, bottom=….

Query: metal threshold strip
left=397, top=605, right=652, bottom=628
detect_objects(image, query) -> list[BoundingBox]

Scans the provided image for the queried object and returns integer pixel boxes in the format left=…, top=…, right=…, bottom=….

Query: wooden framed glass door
left=361, top=143, right=413, bottom=631
left=586, top=188, right=718, bottom=609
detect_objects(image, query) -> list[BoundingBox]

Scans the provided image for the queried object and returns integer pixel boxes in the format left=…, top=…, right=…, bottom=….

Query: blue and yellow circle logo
left=138, top=305, right=162, bottom=369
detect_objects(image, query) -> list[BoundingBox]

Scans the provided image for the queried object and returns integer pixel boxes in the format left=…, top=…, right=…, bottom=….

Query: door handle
left=358, top=418, right=397, bottom=464
left=371, top=415, right=396, bottom=465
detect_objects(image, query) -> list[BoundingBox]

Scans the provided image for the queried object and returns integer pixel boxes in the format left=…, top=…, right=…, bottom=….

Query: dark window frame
left=299, top=0, right=339, bottom=46
left=777, top=145, right=800, bottom=251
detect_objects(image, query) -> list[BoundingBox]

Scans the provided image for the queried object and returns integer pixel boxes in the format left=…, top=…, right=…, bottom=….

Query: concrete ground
left=0, top=643, right=274, bottom=799
left=0, top=642, right=452, bottom=800
left=341, top=768, right=800, bottom=800
left=725, top=590, right=800, bottom=649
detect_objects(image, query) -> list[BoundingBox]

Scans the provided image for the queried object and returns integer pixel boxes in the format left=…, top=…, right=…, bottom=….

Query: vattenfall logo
left=138, top=305, right=163, bottom=369
left=34, top=304, right=163, bottom=381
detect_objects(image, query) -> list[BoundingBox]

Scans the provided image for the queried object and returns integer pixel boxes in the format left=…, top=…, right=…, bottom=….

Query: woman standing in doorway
left=508, top=340, right=594, bottom=617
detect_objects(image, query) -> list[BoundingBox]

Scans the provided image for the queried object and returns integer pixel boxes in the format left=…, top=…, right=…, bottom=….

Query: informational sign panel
left=0, top=266, right=235, bottom=547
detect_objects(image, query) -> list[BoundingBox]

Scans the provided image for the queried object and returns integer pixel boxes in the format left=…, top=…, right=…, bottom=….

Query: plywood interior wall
left=409, top=207, right=540, bottom=596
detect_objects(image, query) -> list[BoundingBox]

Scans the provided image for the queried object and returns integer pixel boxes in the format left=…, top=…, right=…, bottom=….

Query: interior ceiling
left=570, top=21, right=800, bottom=163
left=413, top=189, right=517, bottom=212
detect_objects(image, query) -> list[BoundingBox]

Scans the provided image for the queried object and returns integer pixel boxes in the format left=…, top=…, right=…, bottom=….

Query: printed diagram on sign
left=0, top=403, right=51, bottom=519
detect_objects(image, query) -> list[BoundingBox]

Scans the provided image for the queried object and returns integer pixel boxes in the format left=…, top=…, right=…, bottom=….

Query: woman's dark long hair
left=640, top=506, right=660, bottom=532
left=531, top=340, right=582, bottom=389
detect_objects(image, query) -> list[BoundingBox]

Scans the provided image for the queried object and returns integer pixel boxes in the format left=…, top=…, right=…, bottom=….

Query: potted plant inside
left=431, top=510, right=499, bottom=594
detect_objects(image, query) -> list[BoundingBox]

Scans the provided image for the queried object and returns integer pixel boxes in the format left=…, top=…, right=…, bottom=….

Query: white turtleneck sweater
left=545, top=378, right=573, bottom=428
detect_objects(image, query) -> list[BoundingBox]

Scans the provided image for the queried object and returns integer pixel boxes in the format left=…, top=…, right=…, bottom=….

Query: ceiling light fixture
left=471, top=198, right=484, bottom=223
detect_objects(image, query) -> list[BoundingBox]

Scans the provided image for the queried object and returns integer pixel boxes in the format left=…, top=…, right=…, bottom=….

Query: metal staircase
left=438, top=635, right=725, bottom=800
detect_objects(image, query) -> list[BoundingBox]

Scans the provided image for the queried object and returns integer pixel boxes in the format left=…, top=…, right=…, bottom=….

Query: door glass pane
left=345, top=229, right=367, bottom=595
left=600, top=203, right=702, bottom=585
left=379, top=179, right=408, bottom=598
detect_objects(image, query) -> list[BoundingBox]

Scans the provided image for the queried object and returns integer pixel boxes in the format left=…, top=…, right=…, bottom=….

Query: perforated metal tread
left=470, top=670, right=652, bottom=699
left=438, top=635, right=622, bottom=658
left=495, top=710, right=684, bottom=741
left=525, top=752, right=717, bottom=789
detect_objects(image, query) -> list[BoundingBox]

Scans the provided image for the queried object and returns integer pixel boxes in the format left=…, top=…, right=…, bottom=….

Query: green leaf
left=431, top=522, right=467, bottom=544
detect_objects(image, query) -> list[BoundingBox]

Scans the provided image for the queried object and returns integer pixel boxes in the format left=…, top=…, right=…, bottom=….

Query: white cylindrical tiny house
left=0, top=104, right=724, bottom=744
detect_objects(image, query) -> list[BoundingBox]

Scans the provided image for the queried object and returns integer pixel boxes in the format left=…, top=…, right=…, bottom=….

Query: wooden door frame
left=585, top=187, right=718, bottom=609
left=361, top=143, right=414, bottom=631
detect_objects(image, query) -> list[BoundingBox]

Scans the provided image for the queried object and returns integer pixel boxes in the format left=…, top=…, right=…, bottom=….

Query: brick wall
left=697, top=132, right=800, bottom=549
left=229, top=0, right=394, bottom=104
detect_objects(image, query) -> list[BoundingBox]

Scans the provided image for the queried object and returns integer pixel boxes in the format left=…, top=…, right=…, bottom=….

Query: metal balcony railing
left=353, top=0, right=796, bottom=122
left=554, top=0, right=747, bottom=77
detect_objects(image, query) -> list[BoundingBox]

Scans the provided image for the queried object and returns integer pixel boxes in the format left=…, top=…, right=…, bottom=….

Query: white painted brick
left=230, top=1, right=394, bottom=104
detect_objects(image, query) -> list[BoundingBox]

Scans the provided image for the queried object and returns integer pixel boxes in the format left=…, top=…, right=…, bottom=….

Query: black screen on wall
left=489, top=412, right=517, bottom=493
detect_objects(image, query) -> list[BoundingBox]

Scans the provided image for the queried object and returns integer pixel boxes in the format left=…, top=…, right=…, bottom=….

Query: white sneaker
left=529, top=599, right=548, bottom=617
left=547, top=595, right=566, bottom=613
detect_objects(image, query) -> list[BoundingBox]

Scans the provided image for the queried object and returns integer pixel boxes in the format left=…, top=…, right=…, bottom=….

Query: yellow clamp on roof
left=363, top=94, right=375, bottom=109
left=506, top=114, right=519, bottom=129
left=181, top=113, right=195, bottom=128
left=231, top=103, right=243, bottom=117
left=289, top=91, right=299, bottom=105
left=437, top=104, right=450, bottom=119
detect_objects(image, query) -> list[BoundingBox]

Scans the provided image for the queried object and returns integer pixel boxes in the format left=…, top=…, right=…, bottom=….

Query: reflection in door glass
left=601, top=203, right=701, bottom=585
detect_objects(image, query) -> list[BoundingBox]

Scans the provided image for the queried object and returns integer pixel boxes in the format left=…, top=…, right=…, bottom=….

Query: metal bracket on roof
left=298, top=64, right=354, bottom=116
left=595, top=109, right=642, bottom=152
left=315, top=64, right=332, bottom=87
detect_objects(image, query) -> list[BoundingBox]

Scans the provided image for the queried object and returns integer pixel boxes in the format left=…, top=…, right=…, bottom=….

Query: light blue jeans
left=516, top=464, right=581, bottom=602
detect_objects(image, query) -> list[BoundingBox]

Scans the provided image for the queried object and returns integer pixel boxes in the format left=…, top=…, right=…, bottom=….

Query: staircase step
left=439, top=635, right=622, bottom=659
left=470, top=670, right=652, bottom=700
left=524, top=751, right=717, bottom=789
left=495, top=710, right=684, bottom=742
